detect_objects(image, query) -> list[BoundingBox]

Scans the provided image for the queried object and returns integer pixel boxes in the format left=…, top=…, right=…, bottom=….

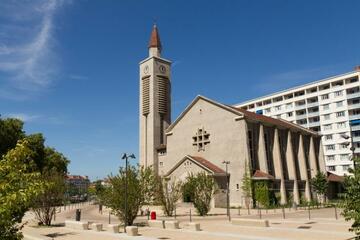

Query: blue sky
left=1, top=0, right=359, bottom=180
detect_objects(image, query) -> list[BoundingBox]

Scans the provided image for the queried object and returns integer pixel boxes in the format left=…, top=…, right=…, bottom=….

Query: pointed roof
left=252, top=170, right=275, bottom=180
left=148, top=25, right=162, bottom=50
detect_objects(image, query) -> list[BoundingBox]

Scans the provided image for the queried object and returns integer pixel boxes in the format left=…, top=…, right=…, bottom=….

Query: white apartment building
left=236, top=67, right=360, bottom=176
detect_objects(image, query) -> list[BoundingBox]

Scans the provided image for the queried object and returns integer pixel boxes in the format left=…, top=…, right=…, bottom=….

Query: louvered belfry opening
left=142, top=76, right=150, bottom=115
left=157, top=76, right=169, bottom=114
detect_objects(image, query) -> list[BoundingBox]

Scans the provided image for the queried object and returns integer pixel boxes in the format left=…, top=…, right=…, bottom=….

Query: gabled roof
left=148, top=25, right=162, bottom=50
left=231, top=106, right=319, bottom=136
left=165, top=95, right=244, bottom=133
left=165, top=155, right=226, bottom=177
left=252, top=170, right=275, bottom=180
left=165, top=95, right=319, bottom=136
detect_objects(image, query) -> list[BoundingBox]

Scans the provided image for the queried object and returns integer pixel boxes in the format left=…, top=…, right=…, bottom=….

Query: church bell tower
left=139, top=25, right=171, bottom=174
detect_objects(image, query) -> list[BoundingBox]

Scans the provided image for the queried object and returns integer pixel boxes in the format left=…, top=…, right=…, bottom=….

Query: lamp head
left=129, top=154, right=136, bottom=159
left=121, top=153, right=127, bottom=159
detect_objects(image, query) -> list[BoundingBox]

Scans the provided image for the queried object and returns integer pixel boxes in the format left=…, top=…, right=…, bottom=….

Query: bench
left=148, top=220, right=165, bottom=228
left=126, top=226, right=138, bottom=236
left=107, top=224, right=120, bottom=233
left=24, top=234, right=52, bottom=240
left=165, top=220, right=179, bottom=229
left=231, top=218, right=269, bottom=227
left=184, top=222, right=201, bottom=231
left=91, top=223, right=103, bottom=231
left=65, top=220, right=89, bottom=230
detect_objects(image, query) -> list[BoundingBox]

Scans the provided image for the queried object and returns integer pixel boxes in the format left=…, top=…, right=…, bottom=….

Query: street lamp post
left=121, top=153, right=135, bottom=232
left=222, top=161, right=230, bottom=221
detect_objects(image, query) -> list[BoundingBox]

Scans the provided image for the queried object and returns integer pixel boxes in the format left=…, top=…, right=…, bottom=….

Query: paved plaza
left=22, top=203, right=356, bottom=240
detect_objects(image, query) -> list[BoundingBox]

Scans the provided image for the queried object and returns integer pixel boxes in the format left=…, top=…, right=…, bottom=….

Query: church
left=139, top=26, right=326, bottom=207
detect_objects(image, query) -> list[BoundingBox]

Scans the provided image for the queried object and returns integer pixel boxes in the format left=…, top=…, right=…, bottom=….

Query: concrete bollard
left=91, top=223, right=103, bottom=232
left=231, top=218, right=269, bottom=227
left=65, top=220, right=88, bottom=230
left=107, top=224, right=120, bottom=233
left=126, top=226, right=138, bottom=236
left=165, top=220, right=180, bottom=229
left=184, top=222, right=201, bottom=231
left=148, top=220, right=165, bottom=228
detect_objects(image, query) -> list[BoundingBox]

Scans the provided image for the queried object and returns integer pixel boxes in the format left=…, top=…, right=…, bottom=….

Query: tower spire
left=148, top=24, right=162, bottom=57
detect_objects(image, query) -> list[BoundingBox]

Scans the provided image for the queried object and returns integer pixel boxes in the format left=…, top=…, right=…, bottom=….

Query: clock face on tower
left=159, top=65, right=166, bottom=73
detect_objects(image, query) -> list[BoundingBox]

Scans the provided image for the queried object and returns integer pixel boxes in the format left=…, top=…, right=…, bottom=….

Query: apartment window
left=336, top=101, right=344, bottom=107
left=340, top=154, right=349, bottom=161
left=334, top=90, right=343, bottom=97
left=323, top=104, right=330, bottom=110
left=286, top=112, right=293, bottom=117
left=297, top=119, right=307, bottom=125
left=323, top=114, right=331, bottom=120
left=286, top=103, right=293, bottom=109
left=339, top=143, right=348, bottom=149
left=321, top=94, right=329, bottom=100
left=326, top=155, right=335, bottom=161
left=343, top=165, right=351, bottom=171
left=274, top=105, right=281, bottom=111
left=324, top=134, right=333, bottom=141
left=236, top=184, right=240, bottom=190
left=327, top=166, right=336, bottom=171
left=159, top=162, right=163, bottom=166
left=352, top=131, right=360, bottom=137
left=325, top=144, right=335, bottom=150
left=336, top=111, right=345, bottom=118
left=323, top=124, right=332, bottom=130
left=337, top=122, right=346, bottom=129
left=264, top=108, right=271, bottom=114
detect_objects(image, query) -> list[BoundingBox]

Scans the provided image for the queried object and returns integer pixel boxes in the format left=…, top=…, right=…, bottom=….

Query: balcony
left=308, top=121, right=320, bottom=128
left=347, top=91, right=360, bottom=99
left=306, top=102, right=319, bottom=108
left=348, top=103, right=360, bottom=110
left=295, top=114, right=307, bottom=121
left=349, top=114, right=360, bottom=120
left=352, top=136, right=360, bottom=143
left=351, top=125, right=360, bottom=131
left=307, top=111, right=319, bottom=118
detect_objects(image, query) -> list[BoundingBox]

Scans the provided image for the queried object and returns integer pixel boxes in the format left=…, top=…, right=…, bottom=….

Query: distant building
left=66, top=175, right=90, bottom=194
left=236, top=67, right=360, bottom=176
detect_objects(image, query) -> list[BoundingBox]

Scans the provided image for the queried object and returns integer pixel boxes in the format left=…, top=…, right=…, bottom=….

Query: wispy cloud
left=4, top=113, right=41, bottom=122
left=0, top=0, right=68, bottom=100
left=3, top=112, right=67, bottom=125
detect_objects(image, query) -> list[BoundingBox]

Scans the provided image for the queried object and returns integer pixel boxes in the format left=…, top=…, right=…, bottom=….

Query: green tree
left=32, top=172, right=66, bottom=226
left=341, top=158, right=360, bottom=237
left=25, top=133, right=46, bottom=172
left=102, top=166, right=156, bottom=226
left=254, top=181, right=270, bottom=208
left=0, top=117, right=25, bottom=157
left=241, top=162, right=252, bottom=210
left=156, top=178, right=183, bottom=216
left=185, top=172, right=216, bottom=216
left=43, top=147, right=69, bottom=174
left=32, top=146, right=69, bottom=226
left=311, top=171, right=328, bottom=203
left=0, top=140, right=46, bottom=239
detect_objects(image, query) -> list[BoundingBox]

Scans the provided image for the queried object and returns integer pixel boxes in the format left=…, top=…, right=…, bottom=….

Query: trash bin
left=76, top=209, right=81, bottom=221
left=150, top=211, right=156, bottom=220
